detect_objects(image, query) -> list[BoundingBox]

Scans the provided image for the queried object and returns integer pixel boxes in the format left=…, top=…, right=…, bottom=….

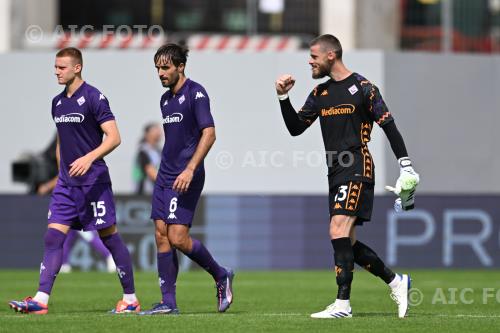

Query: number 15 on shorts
left=91, top=201, right=106, bottom=217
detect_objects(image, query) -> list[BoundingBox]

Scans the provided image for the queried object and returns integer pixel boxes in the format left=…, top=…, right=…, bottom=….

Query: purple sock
left=62, top=230, right=77, bottom=265
left=157, top=250, right=178, bottom=308
left=184, top=238, right=226, bottom=282
left=38, top=228, right=67, bottom=294
left=88, top=231, right=111, bottom=259
left=101, top=233, right=135, bottom=294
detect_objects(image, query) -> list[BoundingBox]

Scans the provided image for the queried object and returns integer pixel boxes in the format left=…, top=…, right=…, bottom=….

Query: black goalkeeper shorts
left=329, top=180, right=374, bottom=225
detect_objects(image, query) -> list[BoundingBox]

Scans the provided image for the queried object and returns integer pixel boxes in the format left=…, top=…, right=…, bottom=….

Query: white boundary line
left=3, top=313, right=500, bottom=319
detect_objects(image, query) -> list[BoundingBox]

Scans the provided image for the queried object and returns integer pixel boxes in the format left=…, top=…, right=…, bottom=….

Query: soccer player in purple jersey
left=8, top=47, right=140, bottom=314
left=276, top=35, right=420, bottom=318
left=139, top=44, right=234, bottom=315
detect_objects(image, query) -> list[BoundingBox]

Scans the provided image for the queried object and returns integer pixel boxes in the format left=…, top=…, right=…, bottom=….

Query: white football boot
left=310, top=300, right=352, bottom=319
left=390, top=273, right=411, bottom=318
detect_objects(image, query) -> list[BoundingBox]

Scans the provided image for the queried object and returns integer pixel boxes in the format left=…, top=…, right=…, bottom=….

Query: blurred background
left=0, top=0, right=499, bottom=272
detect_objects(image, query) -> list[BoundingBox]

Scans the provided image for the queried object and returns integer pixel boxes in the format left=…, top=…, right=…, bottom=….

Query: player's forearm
left=381, top=120, right=408, bottom=160
left=279, top=98, right=308, bottom=136
left=88, top=131, right=121, bottom=161
left=44, top=176, right=58, bottom=191
left=186, top=127, right=216, bottom=172
left=48, top=176, right=58, bottom=188
left=37, top=175, right=58, bottom=195
left=145, top=164, right=158, bottom=182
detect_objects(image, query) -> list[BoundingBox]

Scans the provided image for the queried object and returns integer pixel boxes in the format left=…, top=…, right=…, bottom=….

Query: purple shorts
left=151, top=184, right=202, bottom=227
left=48, top=181, right=117, bottom=231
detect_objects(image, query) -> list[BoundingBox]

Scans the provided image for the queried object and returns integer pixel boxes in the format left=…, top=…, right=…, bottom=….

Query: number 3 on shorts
left=335, top=185, right=349, bottom=202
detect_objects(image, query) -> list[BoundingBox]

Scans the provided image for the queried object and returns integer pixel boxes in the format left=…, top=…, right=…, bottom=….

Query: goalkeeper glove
left=385, top=157, right=420, bottom=212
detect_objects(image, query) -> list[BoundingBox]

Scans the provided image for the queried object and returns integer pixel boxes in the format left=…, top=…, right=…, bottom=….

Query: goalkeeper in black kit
left=275, top=34, right=419, bottom=318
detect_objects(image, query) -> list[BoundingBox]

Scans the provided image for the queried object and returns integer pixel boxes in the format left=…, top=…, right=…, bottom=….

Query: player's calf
left=352, top=240, right=396, bottom=284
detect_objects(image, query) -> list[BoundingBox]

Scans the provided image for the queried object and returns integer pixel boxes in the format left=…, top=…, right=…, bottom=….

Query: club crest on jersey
left=195, top=91, right=205, bottom=99
left=54, top=113, right=85, bottom=123
left=77, top=96, right=86, bottom=106
left=178, top=95, right=185, bottom=104
left=163, top=112, right=183, bottom=124
left=348, top=85, right=358, bottom=95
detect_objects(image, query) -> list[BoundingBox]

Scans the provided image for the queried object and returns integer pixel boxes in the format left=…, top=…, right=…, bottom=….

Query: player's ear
left=74, top=63, right=82, bottom=75
left=327, top=50, right=336, bottom=61
left=177, top=63, right=185, bottom=73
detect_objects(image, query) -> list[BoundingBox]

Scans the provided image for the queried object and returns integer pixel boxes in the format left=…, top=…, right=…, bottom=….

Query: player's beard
left=312, top=63, right=330, bottom=79
left=163, top=74, right=179, bottom=89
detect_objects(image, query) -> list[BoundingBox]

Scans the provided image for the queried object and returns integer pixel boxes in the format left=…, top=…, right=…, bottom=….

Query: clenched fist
left=275, top=74, right=296, bottom=95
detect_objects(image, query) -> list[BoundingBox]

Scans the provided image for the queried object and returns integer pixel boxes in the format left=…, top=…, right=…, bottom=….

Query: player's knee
left=168, top=235, right=186, bottom=249
left=330, top=228, right=345, bottom=239
left=155, top=228, right=169, bottom=248
left=97, top=225, right=116, bottom=238
left=167, top=231, right=189, bottom=250
left=44, top=228, right=67, bottom=250
left=329, top=216, right=351, bottom=239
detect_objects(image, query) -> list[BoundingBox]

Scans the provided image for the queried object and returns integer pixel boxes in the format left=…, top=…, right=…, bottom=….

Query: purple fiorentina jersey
left=157, top=79, right=215, bottom=188
left=51, top=82, right=115, bottom=186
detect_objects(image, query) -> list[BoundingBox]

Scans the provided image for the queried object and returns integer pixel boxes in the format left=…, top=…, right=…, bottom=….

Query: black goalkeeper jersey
left=298, top=73, right=394, bottom=185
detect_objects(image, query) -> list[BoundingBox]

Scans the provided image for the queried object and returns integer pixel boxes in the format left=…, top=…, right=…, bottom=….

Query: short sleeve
left=138, top=150, right=151, bottom=170
left=360, top=81, right=393, bottom=126
left=160, top=94, right=166, bottom=110
left=298, top=88, right=320, bottom=125
left=91, top=91, right=115, bottom=125
left=51, top=96, right=57, bottom=118
left=191, top=86, right=215, bottom=129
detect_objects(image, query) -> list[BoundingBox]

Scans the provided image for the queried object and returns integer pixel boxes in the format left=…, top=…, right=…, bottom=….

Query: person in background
left=34, top=135, right=58, bottom=195
left=60, top=230, right=116, bottom=273
left=133, top=123, right=162, bottom=195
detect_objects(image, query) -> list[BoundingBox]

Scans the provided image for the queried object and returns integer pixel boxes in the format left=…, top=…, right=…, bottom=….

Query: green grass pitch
left=1, top=270, right=500, bottom=332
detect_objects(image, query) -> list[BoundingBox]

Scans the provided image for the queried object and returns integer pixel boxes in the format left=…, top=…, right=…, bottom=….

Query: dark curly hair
left=154, top=43, right=189, bottom=67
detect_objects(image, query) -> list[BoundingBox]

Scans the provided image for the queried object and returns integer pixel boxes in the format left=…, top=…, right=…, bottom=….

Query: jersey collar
left=63, top=81, right=87, bottom=99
